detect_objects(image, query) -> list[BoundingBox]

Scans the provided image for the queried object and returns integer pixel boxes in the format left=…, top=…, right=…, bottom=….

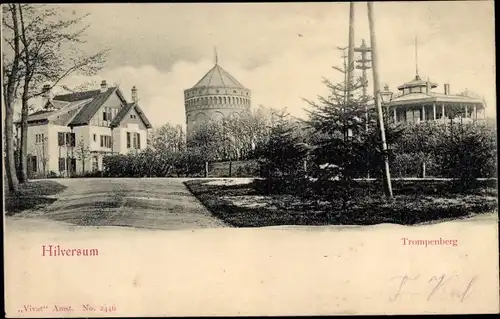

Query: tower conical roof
left=192, top=64, right=246, bottom=89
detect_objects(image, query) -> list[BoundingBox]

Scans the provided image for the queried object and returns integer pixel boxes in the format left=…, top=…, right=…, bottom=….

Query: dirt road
left=6, top=178, right=226, bottom=231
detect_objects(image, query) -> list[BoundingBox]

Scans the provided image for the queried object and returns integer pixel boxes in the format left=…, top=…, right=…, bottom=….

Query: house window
left=130, top=114, right=136, bottom=119
left=65, top=132, right=75, bottom=147
left=58, top=132, right=65, bottom=146
left=103, top=107, right=114, bottom=123
left=135, top=133, right=141, bottom=149
left=93, top=134, right=96, bottom=142
left=30, top=155, right=37, bottom=173
left=67, top=158, right=76, bottom=174
left=58, top=157, right=66, bottom=171
left=127, top=132, right=131, bottom=148
left=100, top=135, right=112, bottom=148
left=92, top=156, right=99, bottom=171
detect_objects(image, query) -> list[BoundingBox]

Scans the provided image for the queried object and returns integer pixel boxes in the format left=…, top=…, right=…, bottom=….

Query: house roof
left=52, top=98, right=95, bottom=125
left=192, top=63, right=246, bottom=89
left=24, top=98, right=94, bottom=124
left=110, top=101, right=153, bottom=129
left=397, top=75, right=437, bottom=90
left=365, top=91, right=484, bottom=109
left=389, top=91, right=484, bottom=106
left=25, top=110, right=52, bottom=123
left=23, top=86, right=152, bottom=129
left=52, top=89, right=102, bottom=102
left=68, top=87, right=118, bottom=126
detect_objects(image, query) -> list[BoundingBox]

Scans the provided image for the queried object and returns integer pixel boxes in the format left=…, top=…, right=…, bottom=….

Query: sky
left=30, top=1, right=496, bottom=128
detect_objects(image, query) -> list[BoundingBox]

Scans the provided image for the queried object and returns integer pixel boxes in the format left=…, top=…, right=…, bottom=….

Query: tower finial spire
left=415, top=34, right=419, bottom=78
left=214, top=46, right=218, bottom=65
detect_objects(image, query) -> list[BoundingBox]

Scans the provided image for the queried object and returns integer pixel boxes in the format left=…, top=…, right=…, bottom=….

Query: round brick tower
left=184, top=60, right=251, bottom=136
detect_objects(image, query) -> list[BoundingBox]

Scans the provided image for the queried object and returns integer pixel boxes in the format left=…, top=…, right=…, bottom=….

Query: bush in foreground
left=5, top=180, right=67, bottom=215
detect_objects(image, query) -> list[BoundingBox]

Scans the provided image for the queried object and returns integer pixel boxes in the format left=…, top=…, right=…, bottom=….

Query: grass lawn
left=184, top=179, right=498, bottom=227
left=4, top=180, right=67, bottom=216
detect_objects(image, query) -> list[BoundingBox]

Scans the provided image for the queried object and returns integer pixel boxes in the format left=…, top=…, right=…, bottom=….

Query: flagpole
left=367, top=2, right=393, bottom=198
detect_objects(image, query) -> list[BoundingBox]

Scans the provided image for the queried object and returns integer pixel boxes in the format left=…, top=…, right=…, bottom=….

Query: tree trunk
left=4, top=106, right=20, bottom=191
left=42, top=139, right=47, bottom=176
left=3, top=3, right=21, bottom=192
left=19, top=90, right=29, bottom=183
left=420, top=161, right=426, bottom=178
left=18, top=4, right=31, bottom=184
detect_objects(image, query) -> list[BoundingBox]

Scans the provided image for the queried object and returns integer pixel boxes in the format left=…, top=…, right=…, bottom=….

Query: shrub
left=439, top=122, right=497, bottom=190
left=47, top=171, right=58, bottom=178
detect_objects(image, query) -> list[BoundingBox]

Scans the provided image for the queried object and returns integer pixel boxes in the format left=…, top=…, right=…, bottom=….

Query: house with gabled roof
left=18, top=80, right=152, bottom=177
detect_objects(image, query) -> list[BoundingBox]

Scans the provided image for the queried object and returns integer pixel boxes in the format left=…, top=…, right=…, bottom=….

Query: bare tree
left=10, top=4, right=109, bottom=183
left=149, top=123, right=186, bottom=153
left=2, top=4, right=22, bottom=191
left=33, top=135, right=49, bottom=177
left=75, top=139, right=91, bottom=175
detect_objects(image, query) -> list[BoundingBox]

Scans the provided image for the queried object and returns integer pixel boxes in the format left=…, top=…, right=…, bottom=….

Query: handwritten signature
left=389, top=274, right=478, bottom=302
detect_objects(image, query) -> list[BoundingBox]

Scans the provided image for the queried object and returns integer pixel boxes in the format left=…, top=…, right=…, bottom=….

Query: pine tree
left=256, top=109, right=309, bottom=191
left=305, top=65, right=374, bottom=184
left=304, top=55, right=384, bottom=214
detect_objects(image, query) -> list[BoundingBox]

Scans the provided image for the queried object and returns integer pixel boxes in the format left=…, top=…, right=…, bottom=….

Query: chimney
left=100, top=80, right=108, bottom=92
left=425, top=77, right=431, bottom=95
left=444, top=83, right=450, bottom=95
left=41, top=84, right=52, bottom=109
left=131, top=86, right=138, bottom=102
left=41, top=84, right=51, bottom=98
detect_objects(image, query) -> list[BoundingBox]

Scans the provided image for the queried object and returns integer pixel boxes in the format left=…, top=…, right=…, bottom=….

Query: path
left=7, top=178, right=226, bottom=231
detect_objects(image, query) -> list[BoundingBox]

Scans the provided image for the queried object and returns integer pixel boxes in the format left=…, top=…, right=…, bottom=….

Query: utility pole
left=347, top=2, right=355, bottom=103
left=354, top=39, right=372, bottom=130
left=355, top=39, right=372, bottom=179
left=337, top=46, right=349, bottom=141
left=367, top=2, right=393, bottom=198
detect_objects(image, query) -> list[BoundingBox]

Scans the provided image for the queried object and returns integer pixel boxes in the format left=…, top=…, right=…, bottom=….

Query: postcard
left=3, top=1, right=498, bottom=317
